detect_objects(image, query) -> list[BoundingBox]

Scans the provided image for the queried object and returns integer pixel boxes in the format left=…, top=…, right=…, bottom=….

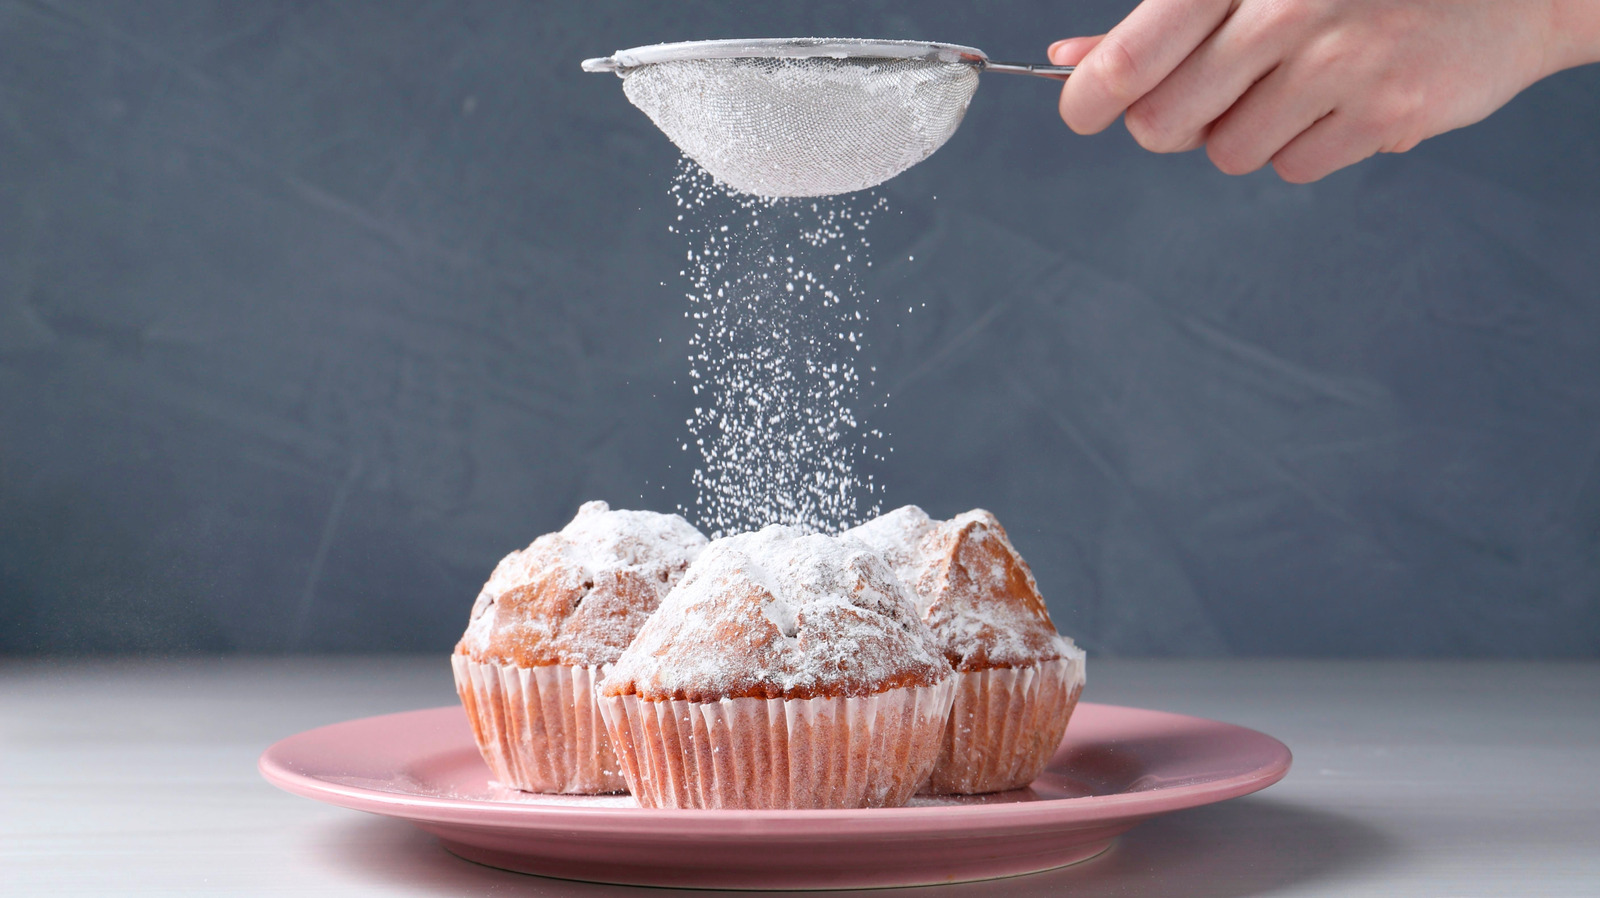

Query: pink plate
left=259, top=702, right=1290, bottom=890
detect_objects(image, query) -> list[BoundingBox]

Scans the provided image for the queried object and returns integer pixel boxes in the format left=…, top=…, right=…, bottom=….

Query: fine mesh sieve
left=582, top=39, right=1072, bottom=198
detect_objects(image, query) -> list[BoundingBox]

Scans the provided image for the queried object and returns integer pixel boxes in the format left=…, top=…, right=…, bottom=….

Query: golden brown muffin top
left=456, top=501, right=707, bottom=668
left=601, top=525, right=951, bottom=702
left=846, top=506, right=1072, bottom=672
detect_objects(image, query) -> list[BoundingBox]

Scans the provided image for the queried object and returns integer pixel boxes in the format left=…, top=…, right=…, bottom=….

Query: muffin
left=846, top=506, right=1086, bottom=794
left=453, top=500, right=707, bottom=793
left=596, top=525, right=955, bottom=809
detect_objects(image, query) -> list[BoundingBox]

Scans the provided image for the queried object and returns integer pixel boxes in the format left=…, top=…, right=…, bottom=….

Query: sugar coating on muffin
left=846, top=505, right=1073, bottom=671
left=602, top=525, right=951, bottom=702
left=457, top=500, right=708, bottom=668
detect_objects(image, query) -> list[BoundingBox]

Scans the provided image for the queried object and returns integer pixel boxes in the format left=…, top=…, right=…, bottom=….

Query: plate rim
left=259, top=702, right=1292, bottom=832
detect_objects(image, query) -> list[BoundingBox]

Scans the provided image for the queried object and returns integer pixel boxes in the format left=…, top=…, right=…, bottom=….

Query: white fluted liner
left=451, top=654, right=625, bottom=794
left=597, top=679, right=955, bottom=809
left=925, top=654, right=1087, bottom=795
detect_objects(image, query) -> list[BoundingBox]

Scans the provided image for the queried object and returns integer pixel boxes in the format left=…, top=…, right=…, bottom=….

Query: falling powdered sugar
left=671, top=160, right=888, bottom=536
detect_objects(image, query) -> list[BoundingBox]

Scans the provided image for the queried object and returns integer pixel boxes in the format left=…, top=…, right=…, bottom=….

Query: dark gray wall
left=3, top=1, right=1597, bottom=656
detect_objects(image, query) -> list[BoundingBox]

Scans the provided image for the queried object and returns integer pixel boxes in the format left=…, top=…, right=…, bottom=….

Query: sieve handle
left=982, top=61, right=1075, bottom=80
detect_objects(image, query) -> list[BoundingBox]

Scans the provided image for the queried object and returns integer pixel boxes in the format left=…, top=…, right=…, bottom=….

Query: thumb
left=1048, top=35, right=1106, bottom=66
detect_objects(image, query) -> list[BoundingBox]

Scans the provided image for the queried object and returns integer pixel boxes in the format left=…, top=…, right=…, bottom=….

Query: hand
left=1050, top=0, right=1600, bottom=182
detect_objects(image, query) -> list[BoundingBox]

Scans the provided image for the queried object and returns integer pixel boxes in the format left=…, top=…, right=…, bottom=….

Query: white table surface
left=2, top=657, right=1596, bottom=897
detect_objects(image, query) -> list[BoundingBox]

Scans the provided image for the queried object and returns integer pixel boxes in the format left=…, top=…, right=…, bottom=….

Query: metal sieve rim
left=581, top=38, right=987, bottom=74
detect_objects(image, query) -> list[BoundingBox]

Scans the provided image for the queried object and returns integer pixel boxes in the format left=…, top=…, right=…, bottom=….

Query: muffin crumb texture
left=847, top=505, right=1073, bottom=671
left=458, top=501, right=708, bottom=668
left=603, top=525, right=951, bottom=702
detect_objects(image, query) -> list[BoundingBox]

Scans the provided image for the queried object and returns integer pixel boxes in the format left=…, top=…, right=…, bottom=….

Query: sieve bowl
left=582, top=38, right=1073, bottom=197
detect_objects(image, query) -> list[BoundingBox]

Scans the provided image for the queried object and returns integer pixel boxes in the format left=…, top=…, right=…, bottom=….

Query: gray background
left=2, top=1, right=1597, bottom=657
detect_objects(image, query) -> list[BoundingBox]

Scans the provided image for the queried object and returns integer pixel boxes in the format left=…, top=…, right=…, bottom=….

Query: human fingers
left=1123, top=3, right=1302, bottom=154
left=1269, top=110, right=1385, bottom=184
left=1058, top=0, right=1237, bottom=136
left=1204, top=58, right=1339, bottom=175
left=1051, top=36, right=1104, bottom=129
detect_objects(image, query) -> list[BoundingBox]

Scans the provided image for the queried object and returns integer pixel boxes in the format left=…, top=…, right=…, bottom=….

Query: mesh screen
left=621, top=57, right=980, bottom=198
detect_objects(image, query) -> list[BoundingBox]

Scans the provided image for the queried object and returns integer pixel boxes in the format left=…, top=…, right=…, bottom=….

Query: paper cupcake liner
left=596, top=679, right=956, bottom=809
left=451, top=654, right=626, bottom=794
left=924, top=653, right=1087, bottom=795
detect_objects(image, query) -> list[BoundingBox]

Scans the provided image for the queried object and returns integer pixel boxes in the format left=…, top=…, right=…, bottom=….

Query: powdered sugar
left=845, top=504, right=939, bottom=574
left=671, top=161, right=888, bottom=537
left=618, top=49, right=978, bottom=198
left=846, top=506, right=1080, bottom=671
left=459, top=501, right=708, bottom=667
left=603, top=525, right=950, bottom=701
